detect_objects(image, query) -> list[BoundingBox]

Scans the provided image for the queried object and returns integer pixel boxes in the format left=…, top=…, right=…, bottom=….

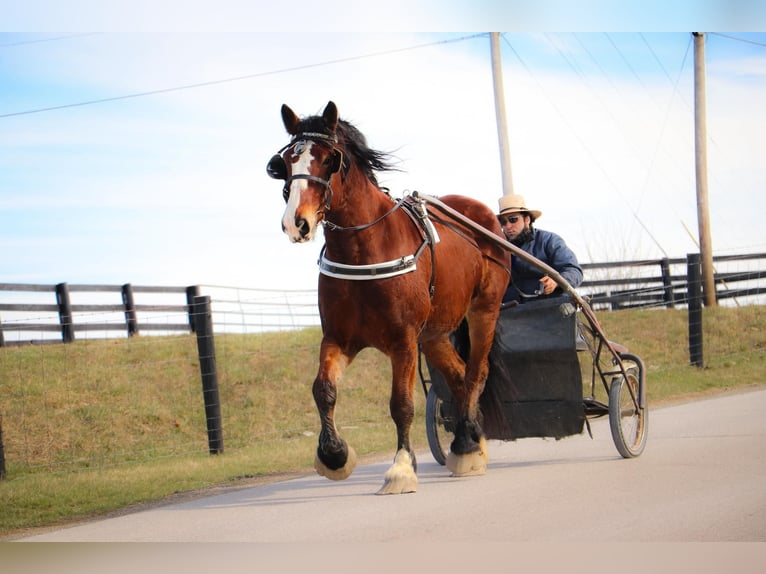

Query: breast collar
left=318, top=194, right=439, bottom=291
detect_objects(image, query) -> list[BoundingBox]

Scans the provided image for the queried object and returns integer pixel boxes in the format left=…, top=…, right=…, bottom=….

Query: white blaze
left=281, top=145, right=316, bottom=243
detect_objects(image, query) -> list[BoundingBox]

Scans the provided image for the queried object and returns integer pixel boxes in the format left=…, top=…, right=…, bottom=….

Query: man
left=497, top=194, right=583, bottom=304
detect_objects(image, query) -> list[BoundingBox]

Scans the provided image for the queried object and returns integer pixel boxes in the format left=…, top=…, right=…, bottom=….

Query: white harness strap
left=318, top=251, right=418, bottom=280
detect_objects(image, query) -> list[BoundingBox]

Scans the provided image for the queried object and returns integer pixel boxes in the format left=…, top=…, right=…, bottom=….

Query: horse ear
left=322, top=101, right=338, bottom=133
left=281, top=104, right=300, bottom=135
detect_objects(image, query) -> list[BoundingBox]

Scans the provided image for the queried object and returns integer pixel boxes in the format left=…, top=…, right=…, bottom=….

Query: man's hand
left=540, top=275, right=557, bottom=295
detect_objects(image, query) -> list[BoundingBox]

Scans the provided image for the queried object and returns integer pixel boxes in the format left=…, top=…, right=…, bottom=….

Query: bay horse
left=267, top=101, right=510, bottom=494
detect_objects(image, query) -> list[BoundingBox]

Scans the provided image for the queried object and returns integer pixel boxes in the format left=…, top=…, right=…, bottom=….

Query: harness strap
left=402, top=197, right=438, bottom=297
left=319, top=247, right=419, bottom=280
left=285, top=174, right=334, bottom=212
left=317, top=194, right=438, bottom=296
left=276, top=134, right=340, bottom=210
left=323, top=196, right=406, bottom=232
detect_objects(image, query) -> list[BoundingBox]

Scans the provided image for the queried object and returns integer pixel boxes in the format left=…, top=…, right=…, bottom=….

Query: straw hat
left=497, top=194, right=542, bottom=220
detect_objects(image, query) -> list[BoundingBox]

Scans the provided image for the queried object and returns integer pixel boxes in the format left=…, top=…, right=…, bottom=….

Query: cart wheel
left=608, top=364, right=647, bottom=458
left=425, top=386, right=455, bottom=466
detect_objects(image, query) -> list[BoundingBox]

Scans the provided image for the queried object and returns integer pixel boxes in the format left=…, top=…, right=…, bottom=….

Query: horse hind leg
left=444, top=303, right=501, bottom=476
left=424, top=313, right=496, bottom=477
left=421, top=331, right=487, bottom=476
left=313, top=343, right=358, bottom=481
left=446, top=421, right=489, bottom=477
left=443, top=341, right=489, bottom=477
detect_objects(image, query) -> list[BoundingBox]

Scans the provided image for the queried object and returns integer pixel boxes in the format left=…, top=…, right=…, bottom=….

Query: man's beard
left=511, top=227, right=533, bottom=247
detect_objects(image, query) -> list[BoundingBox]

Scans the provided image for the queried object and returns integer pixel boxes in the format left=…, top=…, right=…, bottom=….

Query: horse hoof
left=314, top=446, right=357, bottom=481
left=376, top=449, right=418, bottom=495
left=446, top=437, right=488, bottom=477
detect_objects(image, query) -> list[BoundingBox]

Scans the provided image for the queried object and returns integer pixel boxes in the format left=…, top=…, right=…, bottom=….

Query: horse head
left=268, top=101, right=345, bottom=243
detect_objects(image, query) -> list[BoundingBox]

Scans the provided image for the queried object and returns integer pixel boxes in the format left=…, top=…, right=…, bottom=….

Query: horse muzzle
left=282, top=210, right=317, bottom=243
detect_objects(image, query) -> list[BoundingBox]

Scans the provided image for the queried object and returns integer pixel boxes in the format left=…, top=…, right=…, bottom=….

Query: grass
left=0, top=305, right=764, bottom=537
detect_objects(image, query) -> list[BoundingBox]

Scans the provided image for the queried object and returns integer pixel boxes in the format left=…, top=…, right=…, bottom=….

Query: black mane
left=296, top=115, right=398, bottom=187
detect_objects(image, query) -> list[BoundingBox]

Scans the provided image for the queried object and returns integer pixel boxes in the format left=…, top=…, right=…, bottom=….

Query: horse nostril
left=296, top=218, right=310, bottom=237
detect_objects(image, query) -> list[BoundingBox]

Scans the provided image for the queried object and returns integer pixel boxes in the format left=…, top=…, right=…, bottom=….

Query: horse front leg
left=377, top=346, right=419, bottom=495
left=313, top=340, right=358, bottom=481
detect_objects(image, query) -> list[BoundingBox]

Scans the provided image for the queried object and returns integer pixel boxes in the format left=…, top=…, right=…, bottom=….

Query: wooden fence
left=0, top=252, right=764, bottom=346
left=0, top=283, right=201, bottom=347
left=578, top=252, right=766, bottom=310
left=0, top=253, right=762, bottom=467
left=0, top=287, right=224, bottom=461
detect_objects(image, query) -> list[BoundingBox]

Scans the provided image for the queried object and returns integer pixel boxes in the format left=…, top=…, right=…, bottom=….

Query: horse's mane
left=296, top=115, right=399, bottom=187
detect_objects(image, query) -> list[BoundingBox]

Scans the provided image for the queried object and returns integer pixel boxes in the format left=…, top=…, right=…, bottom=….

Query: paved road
left=18, top=388, right=766, bottom=543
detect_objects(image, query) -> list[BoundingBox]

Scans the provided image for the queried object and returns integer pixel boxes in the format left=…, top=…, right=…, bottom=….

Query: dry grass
left=0, top=305, right=764, bottom=535
left=0, top=328, right=401, bottom=473
left=597, top=305, right=765, bottom=401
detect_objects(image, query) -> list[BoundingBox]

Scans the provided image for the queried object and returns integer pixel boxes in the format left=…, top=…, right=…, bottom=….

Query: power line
left=502, top=33, right=669, bottom=257
left=0, top=33, right=101, bottom=48
left=0, top=33, right=486, bottom=119
left=709, top=32, right=766, bottom=48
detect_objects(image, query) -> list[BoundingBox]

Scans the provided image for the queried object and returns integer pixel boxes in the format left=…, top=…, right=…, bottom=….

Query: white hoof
left=314, top=446, right=357, bottom=481
left=446, top=437, right=488, bottom=477
left=376, top=449, right=418, bottom=495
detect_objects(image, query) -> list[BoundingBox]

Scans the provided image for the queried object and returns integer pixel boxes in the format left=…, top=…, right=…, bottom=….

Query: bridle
left=266, top=131, right=344, bottom=215
left=267, top=133, right=441, bottom=291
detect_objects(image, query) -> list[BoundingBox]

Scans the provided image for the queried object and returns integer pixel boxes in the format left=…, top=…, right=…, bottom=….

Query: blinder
left=266, top=154, right=287, bottom=180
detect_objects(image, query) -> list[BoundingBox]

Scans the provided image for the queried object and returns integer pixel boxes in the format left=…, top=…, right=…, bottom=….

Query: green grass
left=0, top=305, right=764, bottom=537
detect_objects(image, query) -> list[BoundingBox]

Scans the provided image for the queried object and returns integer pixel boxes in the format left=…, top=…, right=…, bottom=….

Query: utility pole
left=693, top=32, right=717, bottom=306
left=490, top=32, right=514, bottom=197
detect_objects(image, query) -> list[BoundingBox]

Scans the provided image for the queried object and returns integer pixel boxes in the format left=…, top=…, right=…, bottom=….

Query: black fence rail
left=579, top=252, right=766, bottom=310
left=0, top=252, right=763, bottom=346
left=0, top=283, right=201, bottom=347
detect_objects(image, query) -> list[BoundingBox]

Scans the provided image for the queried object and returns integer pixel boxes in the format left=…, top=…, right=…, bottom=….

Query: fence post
left=0, top=414, right=6, bottom=480
left=660, top=257, right=675, bottom=308
left=186, top=285, right=201, bottom=333
left=687, top=253, right=704, bottom=367
left=0, top=315, right=5, bottom=348
left=55, top=282, right=75, bottom=343
left=121, top=283, right=139, bottom=337
left=192, top=295, right=224, bottom=454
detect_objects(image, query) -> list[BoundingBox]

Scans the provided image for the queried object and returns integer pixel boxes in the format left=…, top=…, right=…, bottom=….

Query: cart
left=415, top=193, right=648, bottom=464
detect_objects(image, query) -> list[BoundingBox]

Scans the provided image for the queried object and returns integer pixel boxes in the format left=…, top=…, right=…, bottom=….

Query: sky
left=2, top=2, right=766, bottom=293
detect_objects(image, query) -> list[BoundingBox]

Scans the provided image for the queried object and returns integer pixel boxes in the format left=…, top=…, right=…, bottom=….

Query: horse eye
left=323, top=152, right=341, bottom=174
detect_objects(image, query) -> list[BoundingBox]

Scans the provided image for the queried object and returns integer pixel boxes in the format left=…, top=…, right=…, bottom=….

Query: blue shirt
left=503, top=228, right=583, bottom=303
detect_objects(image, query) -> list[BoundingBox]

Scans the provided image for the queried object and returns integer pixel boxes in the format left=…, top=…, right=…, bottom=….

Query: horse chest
left=319, top=276, right=430, bottom=326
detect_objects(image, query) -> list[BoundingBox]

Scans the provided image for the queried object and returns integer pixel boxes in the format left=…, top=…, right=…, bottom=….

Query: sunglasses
left=498, top=215, right=523, bottom=226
